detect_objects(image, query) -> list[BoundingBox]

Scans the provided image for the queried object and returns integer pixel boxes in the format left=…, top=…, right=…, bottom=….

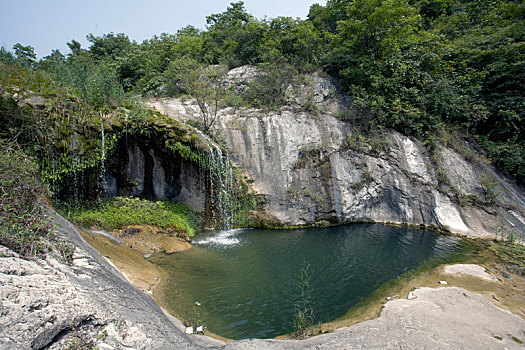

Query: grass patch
left=485, top=240, right=525, bottom=267
left=484, top=239, right=525, bottom=276
left=69, top=196, right=202, bottom=237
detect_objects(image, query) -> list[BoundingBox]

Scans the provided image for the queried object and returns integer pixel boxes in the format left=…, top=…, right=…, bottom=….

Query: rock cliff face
left=150, top=66, right=525, bottom=239
left=105, top=135, right=206, bottom=213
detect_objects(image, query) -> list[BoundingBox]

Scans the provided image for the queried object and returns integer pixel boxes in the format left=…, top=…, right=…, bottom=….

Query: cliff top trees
left=1, top=0, right=523, bottom=184
left=165, top=57, right=229, bottom=131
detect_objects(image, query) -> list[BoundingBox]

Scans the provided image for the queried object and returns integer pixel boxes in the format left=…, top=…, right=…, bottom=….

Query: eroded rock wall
left=105, top=135, right=206, bottom=213
left=149, top=67, right=525, bottom=239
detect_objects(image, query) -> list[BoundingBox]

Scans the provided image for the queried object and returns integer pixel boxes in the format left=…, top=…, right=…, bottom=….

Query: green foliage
left=56, top=239, right=76, bottom=264
left=479, top=175, right=499, bottom=204
left=0, top=140, right=52, bottom=257
left=2, top=0, right=525, bottom=190
left=0, top=140, right=75, bottom=263
left=287, top=184, right=301, bottom=200
left=341, top=127, right=390, bottom=156
left=185, top=305, right=205, bottom=332
left=311, top=0, right=524, bottom=184
left=69, top=196, right=202, bottom=236
left=486, top=240, right=525, bottom=276
left=13, top=43, right=37, bottom=67
left=204, top=1, right=266, bottom=67
left=65, top=326, right=96, bottom=350
left=241, top=62, right=296, bottom=110
left=339, top=0, right=421, bottom=60
left=163, top=59, right=229, bottom=130
left=312, top=220, right=330, bottom=228
left=67, top=40, right=82, bottom=56
left=87, top=32, right=132, bottom=61
left=293, top=262, right=315, bottom=338
left=264, top=17, right=323, bottom=68
left=47, top=54, right=125, bottom=110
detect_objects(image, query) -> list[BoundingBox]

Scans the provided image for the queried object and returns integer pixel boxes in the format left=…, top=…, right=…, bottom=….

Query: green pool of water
left=149, top=224, right=461, bottom=339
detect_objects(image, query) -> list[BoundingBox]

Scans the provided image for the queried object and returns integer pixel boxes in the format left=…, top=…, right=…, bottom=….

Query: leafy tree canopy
left=0, top=0, right=523, bottom=184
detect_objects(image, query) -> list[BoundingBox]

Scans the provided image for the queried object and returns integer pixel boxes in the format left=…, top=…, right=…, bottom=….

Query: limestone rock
left=0, top=209, right=208, bottom=350
left=148, top=68, right=525, bottom=239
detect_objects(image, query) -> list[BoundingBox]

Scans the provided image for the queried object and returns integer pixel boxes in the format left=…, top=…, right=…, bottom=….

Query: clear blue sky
left=0, top=0, right=325, bottom=59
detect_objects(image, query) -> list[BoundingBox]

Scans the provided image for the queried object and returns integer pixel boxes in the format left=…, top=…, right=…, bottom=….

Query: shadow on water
left=149, top=224, right=465, bottom=340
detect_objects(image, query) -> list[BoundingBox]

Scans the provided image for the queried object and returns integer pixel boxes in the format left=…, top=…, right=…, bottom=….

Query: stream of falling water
left=70, top=116, right=80, bottom=201
left=163, top=115, right=237, bottom=229
left=99, top=114, right=107, bottom=196
left=207, top=144, right=235, bottom=229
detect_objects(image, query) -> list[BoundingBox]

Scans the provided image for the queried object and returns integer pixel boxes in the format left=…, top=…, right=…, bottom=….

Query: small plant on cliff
left=56, top=240, right=76, bottom=264
left=293, top=261, right=316, bottom=338
left=185, top=305, right=205, bottom=333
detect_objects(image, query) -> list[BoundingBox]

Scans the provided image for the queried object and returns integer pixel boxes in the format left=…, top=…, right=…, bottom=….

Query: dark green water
left=149, top=224, right=461, bottom=339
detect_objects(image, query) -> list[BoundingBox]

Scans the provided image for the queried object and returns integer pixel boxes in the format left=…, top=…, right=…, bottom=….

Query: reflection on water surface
left=150, top=224, right=461, bottom=339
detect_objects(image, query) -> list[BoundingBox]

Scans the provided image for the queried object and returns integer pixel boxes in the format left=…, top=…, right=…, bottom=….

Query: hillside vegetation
left=1, top=0, right=523, bottom=187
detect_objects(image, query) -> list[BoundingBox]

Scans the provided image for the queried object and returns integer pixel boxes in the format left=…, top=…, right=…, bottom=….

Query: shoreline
left=80, top=228, right=237, bottom=343
left=81, top=227, right=525, bottom=343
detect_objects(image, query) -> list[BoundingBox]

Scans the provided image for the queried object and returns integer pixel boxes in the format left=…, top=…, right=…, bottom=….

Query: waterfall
left=99, top=113, right=107, bottom=197
left=70, top=116, right=80, bottom=201
left=206, top=144, right=235, bottom=229
left=167, top=115, right=238, bottom=229
left=133, top=107, right=241, bottom=229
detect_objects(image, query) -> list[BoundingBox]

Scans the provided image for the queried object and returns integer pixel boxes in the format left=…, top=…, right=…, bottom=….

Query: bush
left=0, top=140, right=52, bottom=257
left=241, top=63, right=296, bottom=110
left=70, top=196, right=202, bottom=236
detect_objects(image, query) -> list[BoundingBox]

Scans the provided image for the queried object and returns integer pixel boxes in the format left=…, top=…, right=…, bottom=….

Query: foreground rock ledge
left=228, top=287, right=525, bottom=350
left=0, top=210, right=209, bottom=349
left=2, top=210, right=525, bottom=349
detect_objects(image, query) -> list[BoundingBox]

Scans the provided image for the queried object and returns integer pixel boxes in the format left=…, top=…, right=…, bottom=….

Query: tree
left=338, top=0, right=421, bottom=60
left=67, top=39, right=82, bottom=56
left=308, top=0, right=350, bottom=33
left=264, top=17, right=323, bottom=67
left=165, top=58, right=229, bottom=130
left=39, top=49, right=65, bottom=68
left=86, top=32, right=132, bottom=61
left=189, top=64, right=229, bottom=131
left=203, top=1, right=266, bottom=67
left=13, top=43, right=36, bottom=66
left=0, top=47, right=17, bottom=65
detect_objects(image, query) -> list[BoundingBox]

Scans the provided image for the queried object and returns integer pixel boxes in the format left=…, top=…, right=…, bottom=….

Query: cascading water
left=98, top=113, right=107, bottom=197
left=206, top=144, right=235, bottom=229
left=166, top=116, right=238, bottom=229
left=70, top=117, right=80, bottom=201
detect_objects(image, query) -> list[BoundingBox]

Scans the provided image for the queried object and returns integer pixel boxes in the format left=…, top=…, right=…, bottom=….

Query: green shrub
left=70, top=196, right=202, bottom=236
left=0, top=140, right=52, bottom=257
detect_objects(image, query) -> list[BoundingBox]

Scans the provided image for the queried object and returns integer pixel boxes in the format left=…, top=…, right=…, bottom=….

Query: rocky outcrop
left=224, top=287, right=525, bottom=350
left=150, top=66, right=525, bottom=239
left=0, top=209, right=213, bottom=350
